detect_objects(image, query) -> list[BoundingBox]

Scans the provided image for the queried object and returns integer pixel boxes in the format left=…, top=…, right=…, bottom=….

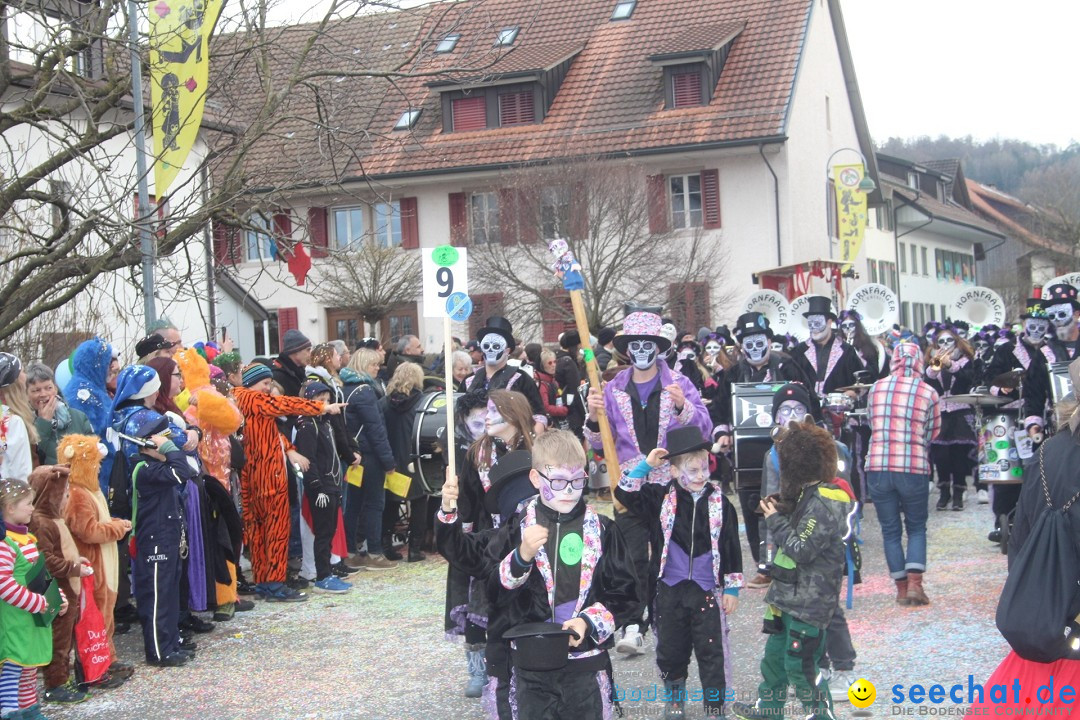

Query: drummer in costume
left=923, top=325, right=978, bottom=511
left=463, top=317, right=549, bottom=436
left=714, top=312, right=803, bottom=589
left=788, top=296, right=864, bottom=398
left=837, top=309, right=887, bottom=505
left=1042, top=283, right=1080, bottom=362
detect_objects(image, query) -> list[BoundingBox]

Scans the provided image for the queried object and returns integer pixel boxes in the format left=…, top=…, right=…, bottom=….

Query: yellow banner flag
left=834, top=163, right=869, bottom=266
left=149, top=0, right=223, bottom=194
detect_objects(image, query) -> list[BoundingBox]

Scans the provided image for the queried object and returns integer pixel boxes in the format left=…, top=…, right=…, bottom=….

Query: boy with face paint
left=614, top=426, right=742, bottom=719
left=787, top=297, right=864, bottom=398
left=461, top=317, right=550, bottom=437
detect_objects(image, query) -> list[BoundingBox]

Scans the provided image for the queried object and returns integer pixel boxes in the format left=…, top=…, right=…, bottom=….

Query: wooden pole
left=567, top=291, right=624, bottom=512
left=443, top=315, right=457, bottom=488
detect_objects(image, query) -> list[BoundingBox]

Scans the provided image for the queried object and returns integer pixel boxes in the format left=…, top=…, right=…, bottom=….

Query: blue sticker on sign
left=446, top=292, right=473, bottom=322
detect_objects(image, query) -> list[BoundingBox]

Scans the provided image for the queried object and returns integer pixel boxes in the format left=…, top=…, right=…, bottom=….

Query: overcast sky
left=840, top=0, right=1079, bottom=148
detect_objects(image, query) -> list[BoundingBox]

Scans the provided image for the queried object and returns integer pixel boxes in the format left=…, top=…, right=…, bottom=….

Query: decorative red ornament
left=154, top=1, right=171, bottom=18
left=287, top=242, right=312, bottom=286
left=184, top=77, right=198, bottom=92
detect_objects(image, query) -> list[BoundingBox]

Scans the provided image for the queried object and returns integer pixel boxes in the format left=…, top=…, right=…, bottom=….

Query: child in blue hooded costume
left=64, top=338, right=115, bottom=495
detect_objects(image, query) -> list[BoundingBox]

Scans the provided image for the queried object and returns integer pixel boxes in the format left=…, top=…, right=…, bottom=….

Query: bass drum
left=978, top=413, right=1023, bottom=484
left=413, top=390, right=461, bottom=495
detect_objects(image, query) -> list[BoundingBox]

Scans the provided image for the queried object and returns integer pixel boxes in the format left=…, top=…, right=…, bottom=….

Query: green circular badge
left=583, top=349, right=595, bottom=363
left=559, top=532, right=583, bottom=566
left=1011, top=466, right=1024, bottom=477
left=432, top=245, right=459, bottom=267
left=987, top=450, right=998, bottom=462
left=994, top=440, right=1009, bottom=450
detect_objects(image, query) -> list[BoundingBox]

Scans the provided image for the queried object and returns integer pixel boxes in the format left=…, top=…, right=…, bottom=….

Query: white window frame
left=470, top=192, right=500, bottom=245
left=374, top=200, right=402, bottom=248
left=540, top=186, right=571, bottom=239
left=332, top=206, right=365, bottom=251
left=899, top=242, right=907, bottom=274
left=245, top=213, right=275, bottom=262
left=669, top=174, right=703, bottom=230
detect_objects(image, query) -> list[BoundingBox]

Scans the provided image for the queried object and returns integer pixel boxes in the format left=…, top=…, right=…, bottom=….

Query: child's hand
left=586, top=386, right=604, bottom=419
left=117, top=519, right=132, bottom=533
left=563, top=617, right=588, bottom=647
left=759, top=497, right=777, bottom=518
left=722, top=594, right=738, bottom=615
left=323, top=402, right=345, bottom=416
left=183, top=429, right=200, bottom=451
left=519, top=525, right=549, bottom=563
left=645, top=447, right=669, bottom=468
left=441, top=476, right=458, bottom=512
left=58, top=594, right=69, bottom=616
left=286, top=450, right=310, bottom=472
left=149, top=434, right=170, bottom=449
left=79, top=557, right=94, bottom=577
left=351, top=452, right=362, bottom=466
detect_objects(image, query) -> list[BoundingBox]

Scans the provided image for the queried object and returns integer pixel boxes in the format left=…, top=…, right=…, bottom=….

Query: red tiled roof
left=888, top=180, right=1004, bottom=238
left=966, top=179, right=1072, bottom=256
left=215, top=0, right=812, bottom=187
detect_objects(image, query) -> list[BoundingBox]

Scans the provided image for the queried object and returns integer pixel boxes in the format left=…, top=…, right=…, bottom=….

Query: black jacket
left=1011, top=430, right=1080, bottom=566
left=294, top=414, right=349, bottom=496
left=986, top=340, right=1052, bottom=423
left=380, top=389, right=426, bottom=500
left=273, top=354, right=307, bottom=398
left=788, top=335, right=864, bottom=395
left=132, top=444, right=197, bottom=544
left=464, top=364, right=546, bottom=424
left=344, top=378, right=396, bottom=471
left=555, top=350, right=586, bottom=435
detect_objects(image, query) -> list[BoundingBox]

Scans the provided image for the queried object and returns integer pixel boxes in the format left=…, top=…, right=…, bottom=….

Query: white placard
left=950, top=286, right=1005, bottom=328
left=846, top=283, right=899, bottom=336
left=1045, top=273, right=1080, bottom=293
left=422, top=246, right=469, bottom=318
left=787, top=294, right=813, bottom=341
left=742, top=290, right=790, bottom=335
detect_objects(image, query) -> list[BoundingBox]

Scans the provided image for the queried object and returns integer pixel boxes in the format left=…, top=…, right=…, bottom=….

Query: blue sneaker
left=312, top=576, right=351, bottom=594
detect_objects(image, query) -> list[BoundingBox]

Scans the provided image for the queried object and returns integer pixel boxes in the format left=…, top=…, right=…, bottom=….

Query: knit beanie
left=772, top=383, right=813, bottom=420
left=281, top=329, right=312, bottom=356
left=242, top=363, right=273, bottom=387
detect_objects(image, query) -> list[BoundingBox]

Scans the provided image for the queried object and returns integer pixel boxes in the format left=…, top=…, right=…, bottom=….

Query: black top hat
left=483, top=450, right=536, bottom=518
left=502, top=622, right=579, bottom=671
left=477, top=316, right=516, bottom=351
left=665, top=426, right=711, bottom=459
left=1045, top=284, right=1080, bottom=310
left=801, top=295, right=836, bottom=320
left=1020, top=298, right=1049, bottom=320
left=734, top=312, right=772, bottom=342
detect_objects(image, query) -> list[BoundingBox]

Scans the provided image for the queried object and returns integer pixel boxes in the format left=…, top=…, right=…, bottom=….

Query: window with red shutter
left=701, top=169, right=721, bottom=229
left=541, top=293, right=573, bottom=343
left=672, top=70, right=703, bottom=108
left=449, top=192, right=468, bottom=246
left=452, top=96, right=487, bottom=132
left=277, top=307, right=299, bottom=335
left=307, top=207, right=329, bottom=258
left=400, top=197, right=419, bottom=249
left=273, top=212, right=293, bottom=259
left=647, top=175, right=668, bottom=234
left=498, top=91, right=535, bottom=126
left=469, top=293, right=505, bottom=338
left=212, top=219, right=240, bottom=265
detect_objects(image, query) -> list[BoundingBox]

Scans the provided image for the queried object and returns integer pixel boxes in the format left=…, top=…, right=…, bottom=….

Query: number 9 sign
left=422, top=245, right=469, bottom=318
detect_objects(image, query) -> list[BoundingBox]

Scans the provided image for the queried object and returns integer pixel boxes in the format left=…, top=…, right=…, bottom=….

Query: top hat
left=477, top=316, right=516, bottom=351
left=734, top=312, right=772, bottom=342
left=613, top=311, right=671, bottom=354
left=483, top=450, right=536, bottom=518
left=664, top=426, right=711, bottom=459
left=502, top=622, right=579, bottom=671
left=1020, top=298, right=1049, bottom=320
left=801, top=296, right=836, bottom=320
left=1044, top=283, right=1080, bottom=310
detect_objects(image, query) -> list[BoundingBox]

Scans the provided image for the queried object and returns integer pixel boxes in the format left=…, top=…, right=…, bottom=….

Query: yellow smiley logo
left=848, top=678, right=876, bottom=708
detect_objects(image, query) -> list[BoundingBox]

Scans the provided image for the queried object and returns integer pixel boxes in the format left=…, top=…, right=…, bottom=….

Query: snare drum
left=824, top=392, right=854, bottom=414
left=978, top=413, right=1024, bottom=484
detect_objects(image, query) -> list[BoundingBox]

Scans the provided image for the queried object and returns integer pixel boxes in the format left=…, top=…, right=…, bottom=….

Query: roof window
left=436, top=34, right=460, bottom=53
left=611, top=1, right=636, bottom=20
left=495, top=27, right=519, bottom=46
left=394, top=109, right=422, bottom=131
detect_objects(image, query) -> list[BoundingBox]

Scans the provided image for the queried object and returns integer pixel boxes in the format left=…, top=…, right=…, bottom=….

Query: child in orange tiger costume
left=233, top=364, right=338, bottom=602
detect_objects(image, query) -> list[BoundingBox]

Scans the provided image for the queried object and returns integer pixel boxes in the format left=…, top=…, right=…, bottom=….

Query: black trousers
left=133, top=532, right=183, bottom=661
left=654, top=581, right=727, bottom=715
left=738, top=487, right=764, bottom=566
left=305, top=487, right=340, bottom=581
left=614, top=508, right=651, bottom=627
left=516, top=663, right=605, bottom=720
left=382, top=494, right=431, bottom=550
left=993, top=484, right=1022, bottom=524
left=819, top=606, right=856, bottom=672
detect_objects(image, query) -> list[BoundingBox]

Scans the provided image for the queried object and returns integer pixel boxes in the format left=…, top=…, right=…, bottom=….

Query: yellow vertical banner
left=149, top=0, right=223, bottom=194
left=834, top=163, right=869, bottom=266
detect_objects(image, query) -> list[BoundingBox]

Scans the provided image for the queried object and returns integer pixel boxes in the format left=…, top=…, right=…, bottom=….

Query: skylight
left=611, top=1, right=636, bottom=20
left=436, top=34, right=460, bottom=53
left=394, top=109, right=421, bottom=131
left=495, top=27, right=519, bottom=46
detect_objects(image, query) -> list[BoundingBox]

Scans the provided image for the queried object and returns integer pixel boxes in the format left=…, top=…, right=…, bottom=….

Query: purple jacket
left=585, top=360, right=712, bottom=483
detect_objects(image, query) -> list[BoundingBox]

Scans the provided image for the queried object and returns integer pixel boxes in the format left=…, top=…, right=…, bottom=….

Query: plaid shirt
left=867, top=374, right=941, bottom=474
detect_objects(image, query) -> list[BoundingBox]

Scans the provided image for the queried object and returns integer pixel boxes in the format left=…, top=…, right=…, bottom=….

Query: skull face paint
left=705, top=341, right=722, bottom=357
left=974, top=339, right=990, bottom=355
left=771, top=340, right=785, bottom=353
left=485, top=398, right=510, bottom=438
left=673, top=455, right=709, bottom=493
left=807, top=314, right=830, bottom=342
left=535, top=465, right=586, bottom=513
left=936, top=335, right=956, bottom=351
left=1024, top=318, right=1050, bottom=344
left=839, top=320, right=857, bottom=340
left=479, top=333, right=509, bottom=366
left=1046, top=303, right=1075, bottom=328
left=775, top=399, right=809, bottom=427
left=627, top=340, right=659, bottom=370
left=741, top=333, right=770, bottom=365
left=464, top=407, right=487, bottom=442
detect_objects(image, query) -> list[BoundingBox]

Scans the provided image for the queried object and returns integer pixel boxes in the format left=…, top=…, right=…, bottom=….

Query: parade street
left=49, top=497, right=1008, bottom=720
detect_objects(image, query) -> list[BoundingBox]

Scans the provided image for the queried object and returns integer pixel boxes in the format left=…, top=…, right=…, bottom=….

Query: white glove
left=407, top=462, right=415, bottom=473
left=315, top=493, right=329, bottom=508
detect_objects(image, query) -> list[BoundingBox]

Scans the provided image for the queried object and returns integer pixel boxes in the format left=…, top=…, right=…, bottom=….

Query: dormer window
left=907, top=171, right=920, bottom=191
left=611, top=1, right=637, bottom=20
left=648, top=21, right=744, bottom=111
left=436, top=34, right=460, bottom=53
left=671, top=67, right=704, bottom=108
left=394, top=109, right=421, bottom=130
left=495, top=27, right=519, bottom=46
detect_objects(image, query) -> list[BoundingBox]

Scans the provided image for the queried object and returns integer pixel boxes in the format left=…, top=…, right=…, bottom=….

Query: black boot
left=936, top=483, right=951, bottom=511
left=952, top=485, right=965, bottom=511
left=664, top=679, right=686, bottom=719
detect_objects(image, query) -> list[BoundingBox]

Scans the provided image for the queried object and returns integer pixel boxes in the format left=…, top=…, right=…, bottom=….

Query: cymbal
left=836, top=383, right=875, bottom=392
left=990, top=370, right=1023, bottom=389
left=947, top=393, right=1009, bottom=407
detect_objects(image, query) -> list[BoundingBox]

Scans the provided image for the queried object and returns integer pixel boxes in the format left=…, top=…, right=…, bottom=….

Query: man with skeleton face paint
left=459, top=316, right=549, bottom=436
left=585, top=309, right=712, bottom=655
left=923, top=326, right=978, bottom=511
left=985, top=296, right=1054, bottom=444
left=1042, top=283, right=1080, bottom=362
left=788, top=296, right=864, bottom=399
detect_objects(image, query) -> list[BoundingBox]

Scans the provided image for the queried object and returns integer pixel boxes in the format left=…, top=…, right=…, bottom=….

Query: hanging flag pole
left=129, top=0, right=155, bottom=329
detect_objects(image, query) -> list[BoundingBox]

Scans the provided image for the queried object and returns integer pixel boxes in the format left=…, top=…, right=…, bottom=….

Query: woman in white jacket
left=0, top=353, right=35, bottom=480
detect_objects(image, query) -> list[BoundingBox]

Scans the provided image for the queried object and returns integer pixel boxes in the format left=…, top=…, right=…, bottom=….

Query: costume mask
left=674, top=455, right=709, bottom=493
left=536, top=465, right=586, bottom=513
left=480, top=333, right=508, bottom=366
left=677, top=348, right=696, bottom=363
left=936, top=335, right=956, bottom=351
left=485, top=399, right=509, bottom=437
left=1047, top=303, right=1075, bottom=328
left=465, top=408, right=487, bottom=442
left=771, top=340, right=784, bottom=353
left=775, top=400, right=808, bottom=427
left=974, top=339, right=990, bottom=355
left=956, top=327, right=969, bottom=339
left=840, top=320, right=857, bottom=340
left=741, top=333, right=769, bottom=365
left=1024, top=318, right=1049, bottom=344
left=807, top=314, right=829, bottom=342
left=704, top=341, right=721, bottom=357
left=628, top=340, right=659, bottom=370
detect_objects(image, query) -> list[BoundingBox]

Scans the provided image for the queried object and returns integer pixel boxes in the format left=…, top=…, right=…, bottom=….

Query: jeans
left=344, top=458, right=387, bottom=555
left=867, top=470, right=929, bottom=579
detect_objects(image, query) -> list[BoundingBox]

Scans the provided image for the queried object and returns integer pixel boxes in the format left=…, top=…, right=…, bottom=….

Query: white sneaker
left=615, top=624, right=644, bottom=656
left=977, top=489, right=989, bottom=504
left=830, top=671, right=857, bottom=703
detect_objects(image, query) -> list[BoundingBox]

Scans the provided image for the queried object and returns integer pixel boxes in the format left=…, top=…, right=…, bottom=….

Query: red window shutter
left=469, top=293, right=505, bottom=338
left=307, top=207, right=328, bottom=258
left=278, top=307, right=298, bottom=335
left=273, top=211, right=293, bottom=259
left=516, top=189, right=539, bottom=245
left=400, top=197, right=419, bottom=249
left=498, top=91, right=534, bottom=126
left=449, top=192, right=468, bottom=246
left=647, top=174, right=668, bottom=234
left=212, top=219, right=239, bottom=265
left=452, top=96, right=486, bottom=132
left=569, top=182, right=588, bottom=241
left=672, top=70, right=702, bottom=108
left=701, top=169, right=721, bottom=229
left=499, top=188, right=518, bottom=246
left=542, top=293, right=572, bottom=343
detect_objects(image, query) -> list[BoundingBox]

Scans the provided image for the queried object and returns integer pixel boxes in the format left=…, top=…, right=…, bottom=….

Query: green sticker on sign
left=583, top=349, right=595, bottom=363
left=994, top=440, right=1009, bottom=450
left=1011, top=466, right=1023, bottom=477
left=432, top=245, right=459, bottom=267
left=559, top=532, right=583, bottom=566
left=987, top=450, right=998, bottom=462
